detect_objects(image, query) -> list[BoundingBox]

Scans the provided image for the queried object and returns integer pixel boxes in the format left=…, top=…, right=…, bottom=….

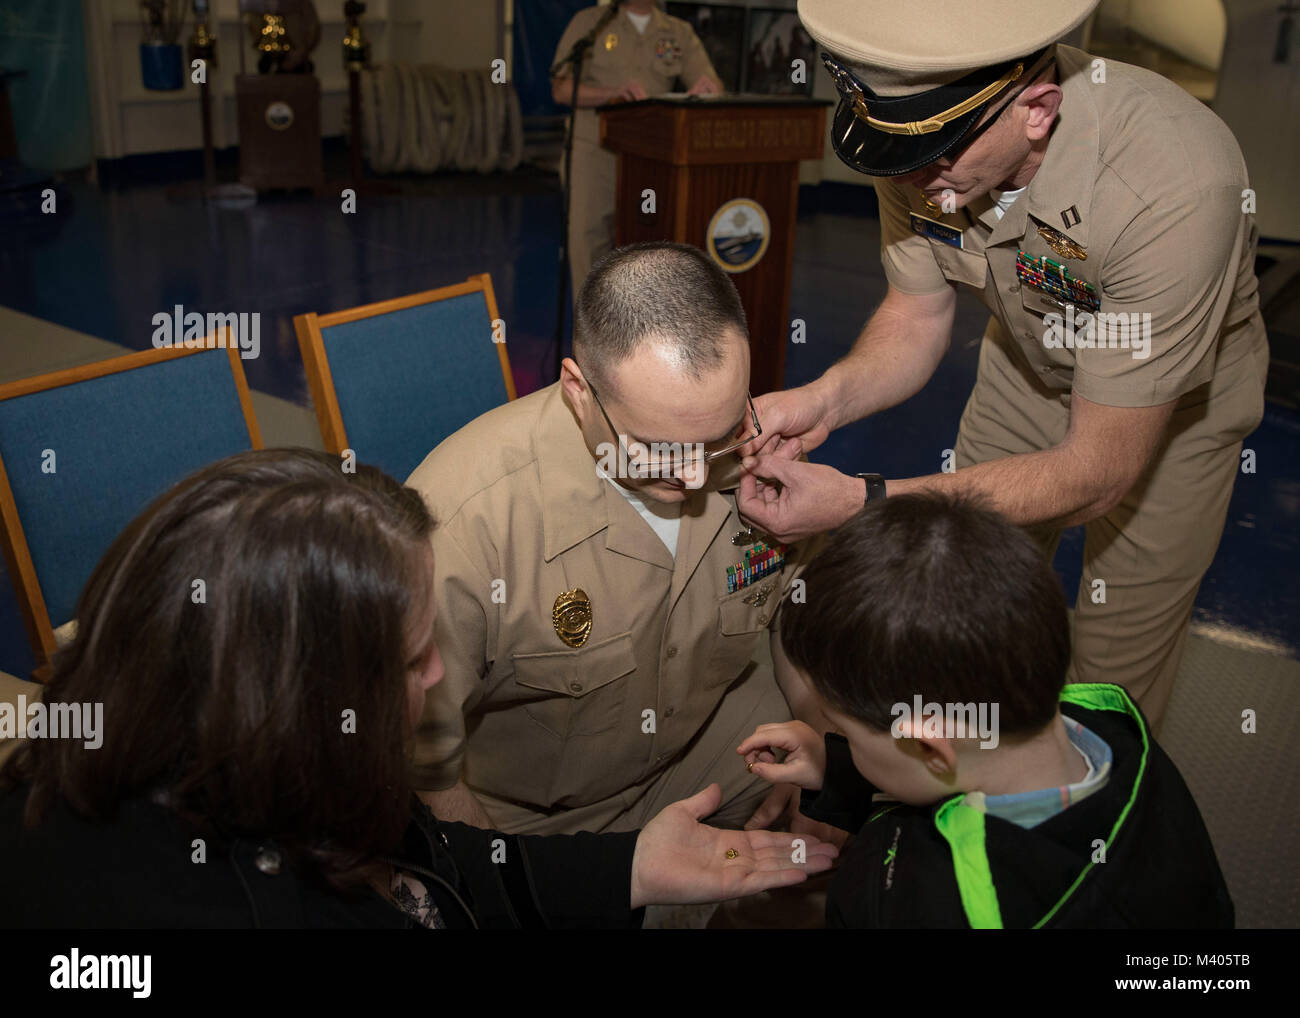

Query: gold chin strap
left=853, top=62, right=1024, bottom=136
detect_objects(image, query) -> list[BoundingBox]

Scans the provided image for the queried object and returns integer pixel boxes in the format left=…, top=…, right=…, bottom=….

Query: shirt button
left=1041, top=365, right=1052, bottom=373
left=758, top=613, right=769, bottom=626
left=1008, top=282, right=1020, bottom=293
left=254, top=847, right=282, bottom=875
left=569, top=681, right=583, bottom=693
left=666, top=646, right=678, bottom=658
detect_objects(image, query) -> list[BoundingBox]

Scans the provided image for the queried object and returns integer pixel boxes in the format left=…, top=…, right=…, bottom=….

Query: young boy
left=741, top=492, right=1233, bottom=928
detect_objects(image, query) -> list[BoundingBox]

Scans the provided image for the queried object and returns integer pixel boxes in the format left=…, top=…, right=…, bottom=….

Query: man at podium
left=552, top=1, right=723, bottom=293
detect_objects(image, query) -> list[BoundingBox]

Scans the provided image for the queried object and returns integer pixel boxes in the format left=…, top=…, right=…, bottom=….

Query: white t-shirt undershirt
left=989, top=185, right=1026, bottom=220
left=626, top=10, right=651, bottom=34
left=605, top=475, right=682, bottom=557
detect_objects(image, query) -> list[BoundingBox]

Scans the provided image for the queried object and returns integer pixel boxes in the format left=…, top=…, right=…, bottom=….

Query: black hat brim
left=824, top=51, right=1043, bottom=177
left=830, top=98, right=986, bottom=177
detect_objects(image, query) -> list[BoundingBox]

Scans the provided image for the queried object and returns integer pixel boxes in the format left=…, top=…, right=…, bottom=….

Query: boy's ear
left=915, top=735, right=959, bottom=777
left=894, top=715, right=959, bottom=775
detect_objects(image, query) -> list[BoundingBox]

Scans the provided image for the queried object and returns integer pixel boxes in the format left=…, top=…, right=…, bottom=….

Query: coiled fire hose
left=358, top=64, right=523, bottom=174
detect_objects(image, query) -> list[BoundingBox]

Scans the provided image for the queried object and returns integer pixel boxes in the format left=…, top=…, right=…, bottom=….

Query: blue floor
left=0, top=164, right=1296, bottom=675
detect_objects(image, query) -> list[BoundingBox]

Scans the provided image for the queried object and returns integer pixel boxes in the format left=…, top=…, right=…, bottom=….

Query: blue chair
left=294, top=274, right=517, bottom=483
left=0, top=345, right=262, bottom=674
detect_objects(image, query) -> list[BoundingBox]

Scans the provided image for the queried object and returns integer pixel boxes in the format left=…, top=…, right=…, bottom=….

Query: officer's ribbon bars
left=727, top=541, right=787, bottom=594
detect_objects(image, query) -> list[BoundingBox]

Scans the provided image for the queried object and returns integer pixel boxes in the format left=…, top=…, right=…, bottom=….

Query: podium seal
left=706, top=198, right=771, bottom=274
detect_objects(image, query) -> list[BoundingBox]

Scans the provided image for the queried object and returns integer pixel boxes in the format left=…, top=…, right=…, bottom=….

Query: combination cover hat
left=798, top=0, right=1101, bottom=175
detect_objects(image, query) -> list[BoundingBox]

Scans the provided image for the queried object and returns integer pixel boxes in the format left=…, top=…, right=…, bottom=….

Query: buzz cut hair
left=573, top=241, right=748, bottom=392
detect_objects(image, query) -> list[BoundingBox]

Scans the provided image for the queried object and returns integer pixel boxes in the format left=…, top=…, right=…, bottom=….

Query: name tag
left=910, top=212, right=963, bottom=249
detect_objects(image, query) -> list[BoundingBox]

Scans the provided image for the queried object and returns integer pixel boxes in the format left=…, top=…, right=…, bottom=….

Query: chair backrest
left=0, top=344, right=262, bottom=669
left=294, top=273, right=516, bottom=483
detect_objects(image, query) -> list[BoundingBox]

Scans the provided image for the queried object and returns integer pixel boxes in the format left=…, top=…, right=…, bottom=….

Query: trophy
left=234, top=0, right=325, bottom=191
left=188, top=0, right=217, bottom=68
left=343, top=1, right=370, bottom=73
left=242, top=0, right=320, bottom=75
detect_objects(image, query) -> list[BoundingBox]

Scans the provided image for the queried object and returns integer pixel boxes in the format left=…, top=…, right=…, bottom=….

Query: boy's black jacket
left=800, top=683, right=1234, bottom=929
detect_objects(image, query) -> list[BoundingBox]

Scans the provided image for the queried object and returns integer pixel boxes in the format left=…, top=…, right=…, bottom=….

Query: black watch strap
left=856, top=472, right=886, bottom=506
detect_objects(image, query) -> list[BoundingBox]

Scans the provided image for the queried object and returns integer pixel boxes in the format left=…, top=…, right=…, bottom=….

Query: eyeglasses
left=587, top=380, right=761, bottom=477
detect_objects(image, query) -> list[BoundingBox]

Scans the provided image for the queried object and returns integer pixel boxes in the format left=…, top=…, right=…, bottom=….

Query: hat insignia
left=823, top=54, right=865, bottom=106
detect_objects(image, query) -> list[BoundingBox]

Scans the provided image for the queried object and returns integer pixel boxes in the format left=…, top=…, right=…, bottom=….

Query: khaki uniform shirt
left=553, top=5, right=717, bottom=144
left=406, top=384, right=798, bottom=811
left=876, top=45, right=1268, bottom=410
left=0, top=671, right=40, bottom=768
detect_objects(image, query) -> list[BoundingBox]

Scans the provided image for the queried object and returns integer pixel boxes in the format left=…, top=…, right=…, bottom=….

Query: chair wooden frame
left=293, top=273, right=516, bottom=457
left=0, top=341, right=262, bottom=675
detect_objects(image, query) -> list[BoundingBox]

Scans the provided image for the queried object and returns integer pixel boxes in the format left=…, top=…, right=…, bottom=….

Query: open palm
left=629, top=784, right=839, bottom=908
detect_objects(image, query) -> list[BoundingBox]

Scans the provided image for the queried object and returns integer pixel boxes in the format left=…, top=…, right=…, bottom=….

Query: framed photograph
left=665, top=2, right=748, bottom=94
left=745, top=6, right=816, bottom=96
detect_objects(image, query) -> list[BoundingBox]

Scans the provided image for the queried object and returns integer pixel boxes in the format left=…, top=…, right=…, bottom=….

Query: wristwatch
left=856, top=472, right=886, bottom=506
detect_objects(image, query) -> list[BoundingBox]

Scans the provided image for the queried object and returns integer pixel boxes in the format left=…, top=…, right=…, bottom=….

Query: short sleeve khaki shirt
left=405, top=384, right=799, bottom=811
left=553, top=5, right=719, bottom=145
left=876, top=45, right=1266, bottom=409
left=552, top=5, right=717, bottom=96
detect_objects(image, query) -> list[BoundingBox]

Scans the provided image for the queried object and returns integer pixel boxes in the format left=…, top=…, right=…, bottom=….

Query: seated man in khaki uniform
left=552, top=1, right=722, bottom=294
left=407, top=242, right=813, bottom=836
left=0, top=672, right=40, bottom=768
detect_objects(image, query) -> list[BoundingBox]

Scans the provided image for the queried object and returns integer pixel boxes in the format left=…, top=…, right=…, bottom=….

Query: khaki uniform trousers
left=955, top=323, right=1268, bottom=730
left=562, top=120, right=617, bottom=298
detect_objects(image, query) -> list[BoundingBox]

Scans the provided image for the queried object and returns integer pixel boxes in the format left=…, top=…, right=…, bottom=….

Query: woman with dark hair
left=0, top=449, right=834, bottom=928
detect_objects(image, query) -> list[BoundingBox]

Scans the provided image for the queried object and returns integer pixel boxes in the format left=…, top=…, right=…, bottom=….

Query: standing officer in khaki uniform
left=552, top=1, right=722, bottom=294
left=406, top=242, right=810, bottom=836
left=737, top=0, right=1269, bottom=730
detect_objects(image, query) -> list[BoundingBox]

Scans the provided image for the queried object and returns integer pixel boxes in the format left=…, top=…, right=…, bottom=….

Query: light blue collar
left=976, top=717, right=1113, bottom=829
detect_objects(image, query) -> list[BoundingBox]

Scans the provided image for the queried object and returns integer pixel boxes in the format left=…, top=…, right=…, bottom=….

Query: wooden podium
left=236, top=74, right=325, bottom=192
left=600, top=96, right=829, bottom=395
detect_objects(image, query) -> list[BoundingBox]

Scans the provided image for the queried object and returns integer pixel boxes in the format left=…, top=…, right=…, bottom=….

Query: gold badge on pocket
left=553, top=588, right=593, bottom=648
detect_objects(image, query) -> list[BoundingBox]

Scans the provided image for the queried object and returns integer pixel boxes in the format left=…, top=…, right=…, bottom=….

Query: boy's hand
left=743, top=782, right=800, bottom=831
left=738, top=720, right=826, bottom=791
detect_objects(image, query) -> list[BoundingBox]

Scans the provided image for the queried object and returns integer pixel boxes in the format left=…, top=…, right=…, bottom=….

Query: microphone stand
left=549, top=0, right=625, bottom=381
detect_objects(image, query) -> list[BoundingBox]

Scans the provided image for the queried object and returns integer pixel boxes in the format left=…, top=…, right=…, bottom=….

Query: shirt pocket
left=930, top=242, right=988, bottom=289
left=587, top=34, right=626, bottom=83
left=1019, top=287, right=1078, bottom=376
left=511, top=631, right=637, bottom=738
left=652, top=34, right=684, bottom=80
left=1021, top=285, right=1071, bottom=318
left=707, top=581, right=780, bottom=685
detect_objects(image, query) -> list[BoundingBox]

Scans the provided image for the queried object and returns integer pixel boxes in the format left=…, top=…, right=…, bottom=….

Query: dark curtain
left=0, top=0, right=94, bottom=170
left=512, top=0, right=591, bottom=117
